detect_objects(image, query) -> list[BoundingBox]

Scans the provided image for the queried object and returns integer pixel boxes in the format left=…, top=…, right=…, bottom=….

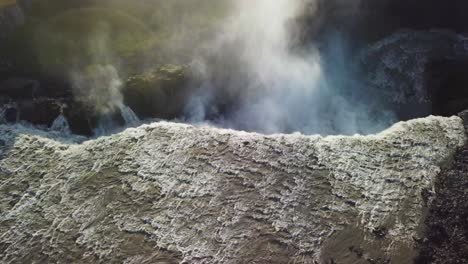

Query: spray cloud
left=62, top=18, right=141, bottom=135
left=185, top=0, right=395, bottom=135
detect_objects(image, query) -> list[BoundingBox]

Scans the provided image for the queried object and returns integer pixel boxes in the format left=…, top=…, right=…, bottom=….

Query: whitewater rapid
left=0, top=115, right=465, bottom=263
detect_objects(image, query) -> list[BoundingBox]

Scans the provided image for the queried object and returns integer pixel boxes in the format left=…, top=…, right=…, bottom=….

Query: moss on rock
left=123, top=64, right=190, bottom=119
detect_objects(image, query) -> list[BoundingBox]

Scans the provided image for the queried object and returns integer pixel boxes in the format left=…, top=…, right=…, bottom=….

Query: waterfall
left=50, top=114, right=71, bottom=134
left=118, top=104, right=140, bottom=127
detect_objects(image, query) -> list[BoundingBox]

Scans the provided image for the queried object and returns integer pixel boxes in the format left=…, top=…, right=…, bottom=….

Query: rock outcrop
left=416, top=111, right=468, bottom=263
left=360, top=30, right=468, bottom=120
left=123, top=64, right=190, bottom=120
left=0, top=115, right=465, bottom=263
left=302, top=0, right=468, bottom=42
left=0, top=64, right=189, bottom=136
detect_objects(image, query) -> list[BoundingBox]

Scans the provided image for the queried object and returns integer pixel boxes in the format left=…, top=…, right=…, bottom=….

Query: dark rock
left=34, top=75, right=73, bottom=98
left=300, top=0, right=468, bottom=43
left=17, top=98, right=61, bottom=126
left=426, top=59, right=468, bottom=116
left=360, top=30, right=468, bottom=120
left=0, top=78, right=41, bottom=99
left=123, top=64, right=190, bottom=120
left=415, top=111, right=468, bottom=263
left=0, top=1, right=26, bottom=41
left=62, top=103, right=94, bottom=136
left=0, top=96, right=98, bottom=136
left=3, top=105, right=18, bottom=123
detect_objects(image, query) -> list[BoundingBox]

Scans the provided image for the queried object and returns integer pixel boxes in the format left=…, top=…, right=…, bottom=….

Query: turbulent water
left=118, top=104, right=141, bottom=127
left=0, top=115, right=465, bottom=263
left=184, top=0, right=395, bottom=135
left=50, top=114, right=71, bottom=134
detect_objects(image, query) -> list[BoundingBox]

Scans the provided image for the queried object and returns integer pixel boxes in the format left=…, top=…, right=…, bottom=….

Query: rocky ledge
left=0, top=116, right=466, bottom=263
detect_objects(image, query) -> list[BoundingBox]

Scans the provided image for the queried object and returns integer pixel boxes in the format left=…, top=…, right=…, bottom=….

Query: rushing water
left=185, top=0, right=395, bottom=135
left=50, top=114, right=71, bottom=134
left=118, top=104, right=141, bottom=127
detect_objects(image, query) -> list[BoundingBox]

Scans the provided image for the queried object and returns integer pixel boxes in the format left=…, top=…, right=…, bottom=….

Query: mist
left=184, top=0, right=396, bottom=135
left=15, top=0, right=397, bottom=136
left=71, top=64, right=140, bottom=135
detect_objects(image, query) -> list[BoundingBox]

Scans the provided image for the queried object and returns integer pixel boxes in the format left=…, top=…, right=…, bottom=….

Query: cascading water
left=118, top=103, right=140, bottom=127
left=50, top=114, right=71, bottom=134
left=71, top=64, right=141, bottom=135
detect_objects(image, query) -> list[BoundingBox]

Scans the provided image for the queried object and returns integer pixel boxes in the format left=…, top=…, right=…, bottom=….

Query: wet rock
left=360, top=30, right=468, bottom=120
left=0, top=77, right=41, bottom=99
left=0, top=1, right=26, bottom=41
left=17, top=98, right=61, bottom=126
left=426, top=59, right=468, bottom=116
left=2, top=105, right=18, bottom=123
left=300, top=0, right=468, bottom=43
left=62, top=102, right=95, bottom=136
left=416, top=111, right=468, bottom=263
left=0, top=96, right=97, bottom=136
left=123, top=64, right=190, bottom=120
left=0, top=115, right=464, bottom=263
